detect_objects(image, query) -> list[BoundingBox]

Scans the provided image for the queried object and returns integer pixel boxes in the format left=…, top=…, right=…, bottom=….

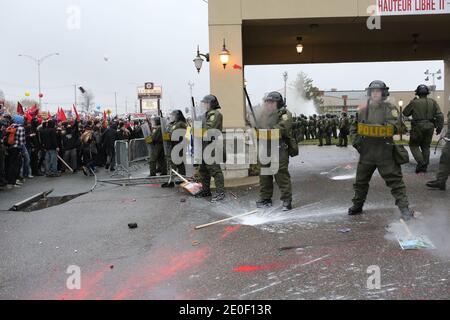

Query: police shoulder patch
left=282, top=114, right=288, bottom=121
left=209, top=114, right=215, bottom=122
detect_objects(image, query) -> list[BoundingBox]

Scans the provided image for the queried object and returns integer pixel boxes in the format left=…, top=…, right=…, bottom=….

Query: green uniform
left=338, top=115, right=351, bottom=146
left=351, top=100, right=409, bottom=209
left=318, top=117, right=331, bottom=146
left=199, top=108, right=225, bottom=194
left=147, top=126, right=167, bottom=176
left=403, top=97, right=444, bottom=169
left=309, top=118, right=317, bottom=139
left=317, top=118, right=325, bottom=146
left=259, top=107, right=293, bottom=202
left=434, top=111, right=450, bottom=185
left=167, top=120, right=188, bottom=175
left=332, top=116, right=338, bottom=139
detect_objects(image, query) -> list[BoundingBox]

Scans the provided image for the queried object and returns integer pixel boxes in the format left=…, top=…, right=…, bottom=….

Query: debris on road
left=397, top=219, right=435, bottom=250
left=128, top=223, right=138, bottom=229
left=337, top=228, right=351, bottom=233
left=171, top=169, right=202, bottom=196
left=192, top=240, right=200, bottom=246
left=180, top=198, right=187, bottom=203
left=195, top=210, right=258, bottom=230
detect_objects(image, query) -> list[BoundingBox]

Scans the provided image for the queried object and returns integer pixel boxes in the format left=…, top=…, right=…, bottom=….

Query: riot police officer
left=427, top=110, right=450, bottom=191
left=196, top=94, right=226, bottom=203
left=146, top=116, right=167, bottom=177
left=167, top=109, right=188, bottom=175
left=403, top=84, right=444, bottom=173
left=349, top=80, right=414, bottom=220
left=256, top=92, right=295, bottom=211
left=337, top=112, right=350, bottom=147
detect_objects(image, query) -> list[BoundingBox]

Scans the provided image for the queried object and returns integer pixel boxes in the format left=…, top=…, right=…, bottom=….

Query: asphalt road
left=1, top=146, right=449, bottom=300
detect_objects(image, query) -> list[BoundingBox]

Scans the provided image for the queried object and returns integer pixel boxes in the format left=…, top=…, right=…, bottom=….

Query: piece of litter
left=397, top=235, right=435, bottom=250
left=338, top=228, right=351, bottom=233
left=39, top=242, right=43, bottom=245
left=74, top=250, right=78, bottom=253
left=128, top=223, right=138, bottom=229
left=180, top=198, right=186, bottom=203
left=56, top=246, right=59, bottom=249
left=110, top=265, right=114, bottom=269
left=192, top=240, right=200, bottom=246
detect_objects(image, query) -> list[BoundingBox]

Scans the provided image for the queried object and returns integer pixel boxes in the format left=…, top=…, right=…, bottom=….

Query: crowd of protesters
left=0, top=109, right=144, bottom=190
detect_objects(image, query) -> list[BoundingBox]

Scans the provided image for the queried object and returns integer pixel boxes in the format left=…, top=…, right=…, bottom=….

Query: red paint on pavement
left=233, top=263, right=282, bottom=273
left=220, top=225, right=241, bottom=240
left=57, top=267, right=109, bottom=300
left=112, top=246, right=210, bottom=300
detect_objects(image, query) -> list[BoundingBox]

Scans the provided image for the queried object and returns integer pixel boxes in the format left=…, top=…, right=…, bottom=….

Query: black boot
left=161, top=182, right=175, bottom=188
left=211, top=192, right=225, bottom=203
left=256, top=199, right=272, bottom=208
left=348, top=204, right=363, bottom=215
left=400, top=207, right=415, bottom=221
left=195, top=189, right=212, bottom=198
left=426, top=180, right=446, bottom=190
left=282, top=200, right=292, bottom=211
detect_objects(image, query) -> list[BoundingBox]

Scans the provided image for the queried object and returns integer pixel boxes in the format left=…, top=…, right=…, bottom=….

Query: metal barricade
left=129, top=138, right=150, bottom=165
left=113, top=140, right=130, bottom=177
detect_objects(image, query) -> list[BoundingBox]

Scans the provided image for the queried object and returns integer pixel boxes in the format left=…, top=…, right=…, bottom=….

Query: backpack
left=5, top=127, right=17, bottom=146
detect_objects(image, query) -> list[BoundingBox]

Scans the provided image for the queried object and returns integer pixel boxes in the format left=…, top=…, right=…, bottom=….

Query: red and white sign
left=377, top=0, right=450, bottom=15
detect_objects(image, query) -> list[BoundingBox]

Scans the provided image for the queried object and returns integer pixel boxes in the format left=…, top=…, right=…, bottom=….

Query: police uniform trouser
left=318, top=131, right=325, bottom=145
left=436, top=142, right=450, bottom=184
left=259, top=147, right=292, bottom=201
left=149, top=148, right=167, bottom=176
left=409, top=126, right=434, bottom=167
left=168, top=156, right=186, bottom=176
left=339, top=131, right=348, bottom=146
left=352, top=160, right=409, bottom=209
left=326, top=131, right=332, bottom=145
left=199, top=162, right=224, bottom=194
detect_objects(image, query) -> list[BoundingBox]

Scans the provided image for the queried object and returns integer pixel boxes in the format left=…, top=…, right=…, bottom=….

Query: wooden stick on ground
left=195, top=210, right=258, bottom=230
left=57, top=155, right=74, bottom=173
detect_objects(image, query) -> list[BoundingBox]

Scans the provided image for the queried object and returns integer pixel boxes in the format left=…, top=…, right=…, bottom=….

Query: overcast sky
left=0, top=0, right=444, bottom=113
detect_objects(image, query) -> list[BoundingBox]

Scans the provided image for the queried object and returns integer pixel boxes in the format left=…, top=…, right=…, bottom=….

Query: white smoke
left=286, top=84, right=317, bottom=116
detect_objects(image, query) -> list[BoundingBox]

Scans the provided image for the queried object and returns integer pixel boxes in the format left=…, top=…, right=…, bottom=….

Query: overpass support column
left=444, top=57, right=450, bottom=118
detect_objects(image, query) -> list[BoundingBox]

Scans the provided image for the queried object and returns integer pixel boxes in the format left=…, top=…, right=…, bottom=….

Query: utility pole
left=114, top=92, right=118, bottom=116
left=74, top=84, right=77, bottom=108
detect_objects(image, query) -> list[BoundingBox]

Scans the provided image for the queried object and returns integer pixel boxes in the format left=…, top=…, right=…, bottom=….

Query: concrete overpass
left=207, top=0, right=450, bottom=128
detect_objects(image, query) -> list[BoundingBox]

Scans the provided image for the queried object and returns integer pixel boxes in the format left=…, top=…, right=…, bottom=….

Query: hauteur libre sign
left=377, top=0, right=450, bottom=15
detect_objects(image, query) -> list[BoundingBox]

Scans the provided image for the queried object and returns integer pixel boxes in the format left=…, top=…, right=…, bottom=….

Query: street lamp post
left=424, top=69, right=442, bottom=99
left=282, top=71, right=288, bottom=104
left=18, top=53, right=60, bottom=108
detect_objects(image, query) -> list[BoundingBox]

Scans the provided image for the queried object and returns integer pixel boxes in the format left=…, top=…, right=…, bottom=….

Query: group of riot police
left=145, top=81, right=450, bottom=221
left=293, top=113, right=355, bottom=147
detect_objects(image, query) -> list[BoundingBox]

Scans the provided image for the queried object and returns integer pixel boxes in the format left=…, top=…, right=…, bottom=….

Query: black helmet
left=201, top=95, right=220, bottom=109
left=366, top=80, right=390, bottom=98
left=170, top=110, right=186, bottom=123
left=151, top=116, right=161, bottom=126
left=342, top=112, right=347, bottom=117
left=415, top=84, right=430, bottom=96
left=264, top=91, right=285, bottom=109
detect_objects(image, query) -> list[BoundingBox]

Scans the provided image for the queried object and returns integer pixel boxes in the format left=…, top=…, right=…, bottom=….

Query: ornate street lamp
left=193, top=45, right=210, bottom=73
left=219, top=39, right=231, bottom=69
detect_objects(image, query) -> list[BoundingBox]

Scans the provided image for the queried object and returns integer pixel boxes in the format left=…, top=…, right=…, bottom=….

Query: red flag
left=17, top=102, right=24, bottom=115
left=25, top=109, right=33, bottom=123
left=29, top=104, right=39, bottom=117
left=103, top=111, right=107, bottom=128
left=59, top=108, right=67, bottom=122
left=47, top=111, right=52, bottom=120
left=73, top=104, right=80, bottom=121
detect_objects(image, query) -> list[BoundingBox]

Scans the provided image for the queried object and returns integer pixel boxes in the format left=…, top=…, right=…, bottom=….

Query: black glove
left=436, top=128, right=442, bottom=135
